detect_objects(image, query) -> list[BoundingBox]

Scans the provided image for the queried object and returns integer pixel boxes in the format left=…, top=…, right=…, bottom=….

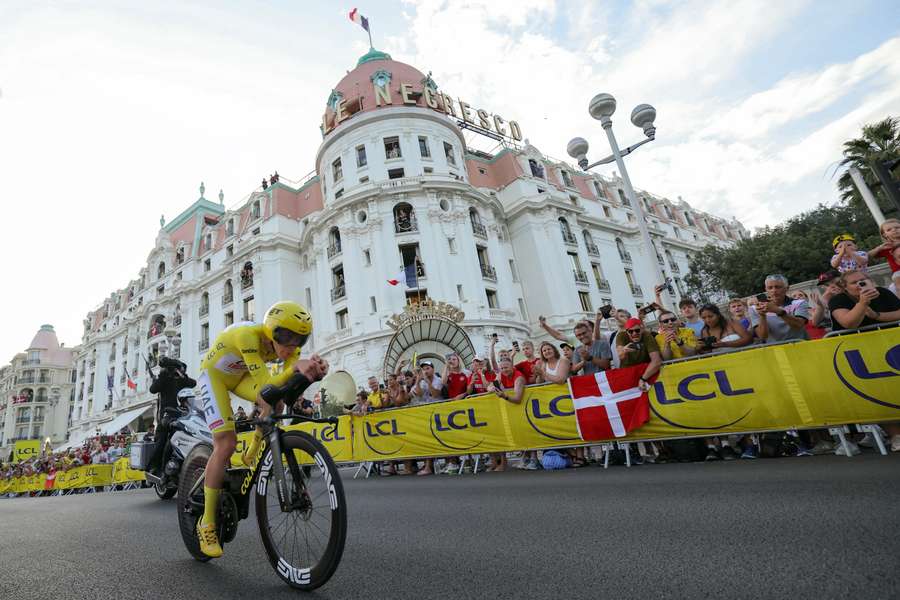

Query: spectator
left=867, top=218, right=900, bottom=273
left=91, top=444, right=109, bottom=464
left=614, top=318, right=662, bottom=389
left=540, top=317, right=611, bottom=375
left=828, top=270, right=900, bottom=331
left=466, top=356, right=495, bottom=395
left=144, top=423, right=155, bottom=442
left=261, top=178, right=268, bottom=190
left=365, top=376, right=385, bottom=409
left=513, top=341, right=540, bottom=384
left=698, top=304, right=752, bottom=352
left=442, top=353, right=470, bottom=400
left=728, top=298, right=751, bottom=332
left=750, top=274, right=810, bottom=342
left=677, top=299, right=705, bottom=338
left=413, top=361, right=444, bottom=477
left=385, top=373, right=410, bottom=408
left=655, top=310, right=698, bottom=360
left=830, top=234, right=868, bottom=273
left=559, top=342, right=575, bottom=367
left=533, top=342, right=570, bottom=384
left=490, top=358, right=526, bottom=471
left=344, top=391, right=369, bottom=416
left=812, top=270, right=843, bottom=331
left=235, top=406, right=248, bottom=421
left=790, top=290, right=828, bottom=339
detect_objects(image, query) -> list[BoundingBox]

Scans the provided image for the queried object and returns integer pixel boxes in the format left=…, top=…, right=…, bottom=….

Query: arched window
left=224, top=279, right=233, bottom=303
left=36, top=388, right=47, bottom=402
left=328, top=227, right=342, bottom=258
left=252, top=199, right=261, bottom=219
left=617, top=189, right=630, bottom=206
left=241, top=262, right=254, bottom=288
left=470, top=208, right=486, bottom=238
left=200, top=292, right=210, bottom=317
left=157, top=262, right=166, bottom=278
left=616, top=237, right=630, bottom=262
left=394, top=202, right=417, bottom=233
left=583, top=230, right=599, bottom=255
left=175, top=246, right=185, bottom=265
left=558, top=218, right=574, bottom=244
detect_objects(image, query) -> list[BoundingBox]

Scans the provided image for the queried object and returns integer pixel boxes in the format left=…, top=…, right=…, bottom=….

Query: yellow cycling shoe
left=197, top=520, right=223, bottom=558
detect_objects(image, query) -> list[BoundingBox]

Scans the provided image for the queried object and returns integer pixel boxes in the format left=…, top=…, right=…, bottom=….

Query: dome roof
left=28, top=324, right=60, bottom=351
left=323, top=48, right=432, bottom=128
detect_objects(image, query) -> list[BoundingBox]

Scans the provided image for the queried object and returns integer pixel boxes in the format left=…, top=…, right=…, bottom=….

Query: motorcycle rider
left=147, top=357, right=196, bottom=477
left=195, top=301, right=328, bottom=558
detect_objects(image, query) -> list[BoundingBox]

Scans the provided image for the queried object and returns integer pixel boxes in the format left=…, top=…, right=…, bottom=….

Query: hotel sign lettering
left=386, top=300, right=465, bottom=331
left=325, top=81, right=523, bottom=141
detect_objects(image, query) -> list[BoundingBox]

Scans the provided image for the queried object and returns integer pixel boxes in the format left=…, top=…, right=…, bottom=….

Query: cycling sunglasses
left=273, top=327, right=309, bottom=348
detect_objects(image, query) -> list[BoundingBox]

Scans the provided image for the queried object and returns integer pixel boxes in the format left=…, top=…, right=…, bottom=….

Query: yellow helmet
left=263, top=301, right=312, bottom=348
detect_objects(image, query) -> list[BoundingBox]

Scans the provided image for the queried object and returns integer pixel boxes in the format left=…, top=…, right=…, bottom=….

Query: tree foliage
left=836, top=116, right=900, bottom=214
left=685, top=203, right=881, bottom=300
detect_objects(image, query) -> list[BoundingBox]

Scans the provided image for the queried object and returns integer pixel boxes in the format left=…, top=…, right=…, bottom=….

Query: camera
left=702, top=336, right=717, bottom=348
left=491, top=379, right=502, bottom=390
left=599, top=304, right=613, bottom=319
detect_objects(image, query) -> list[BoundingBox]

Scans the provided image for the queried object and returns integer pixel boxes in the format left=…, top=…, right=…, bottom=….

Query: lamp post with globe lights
left=567, top=93, right=667, bottom=298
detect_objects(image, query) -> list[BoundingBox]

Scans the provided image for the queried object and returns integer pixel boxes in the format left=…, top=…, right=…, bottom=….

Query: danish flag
left=567, top=365, right=651, bottom=441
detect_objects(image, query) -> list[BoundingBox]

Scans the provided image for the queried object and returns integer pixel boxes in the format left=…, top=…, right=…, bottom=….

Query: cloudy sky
left=1, top=0, right=898, bottom=361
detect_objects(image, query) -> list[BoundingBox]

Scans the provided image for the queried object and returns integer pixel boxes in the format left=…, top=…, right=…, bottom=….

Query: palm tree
left=836, top=116, right=900, bottom=210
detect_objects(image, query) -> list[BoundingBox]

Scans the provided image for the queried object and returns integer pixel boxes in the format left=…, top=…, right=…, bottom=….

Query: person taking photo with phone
left=827, top=270, right=900, bottom=331
left=615, top=318, right=662, bottom=391
left=655, top=310, right=698, bottom=360
left=750, top=274, right=811, bottom=342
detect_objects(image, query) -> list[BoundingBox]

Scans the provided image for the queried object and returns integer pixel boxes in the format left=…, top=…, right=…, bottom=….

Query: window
left=384, top=136, right=401, bottom=159
left=528, top=159, right=545, bottom=179
left=388, top=168, right=405, bottom=179
left=336, top=309, right=349, bottom=330
left=442, top=142, right=457, bottom=166
left=334, top=188, right=344, bottom=199
left=423, top=167, right=433, bottom=174
left=363, top=249, right=371, bottom=266
left=356, top=145, right=367, bottom=168
left=252, top=200, right=261, bottom=219
left=561, top=170, right=574, bottom=188
left=518, top=298, right=528, bottom=321
left=205, top=233, right=212, bottom=250
left=624, top=269, right=636, bottom=288
left=664, top=205, right=674, bottom=219
left=537, top=186, right=546, bottom=194
left=603, top=206, right=612, bottom=218
left=305, top=287, right=312, bottom=311
left=457, top=284, right=465, bottom=302
left=627, top=213, right=635, bottom=222
left=157, top=285, right=164, bottom=296
left=332, top=157, right=343, bottom=182
left=223, top=279, right=233, bottom=303
left=200, top=323, right=209, bottom=349
left=359, top=175, right=369, bottom=183
left=447, top=237, right=457, bottom=253
left=592, top=181, right=603, bottom=197
left=569, top=195, right=578, bottom=206
left=157, top=262, right=166, bottom=278
left=578, top=292, right=593, bottom=312
left=567, top=252, right=583, bottom=273
left=508, top=259, right=519, bottom=282
left=618, top=189, right=630, bottom=206
left=252, top=227, right=260, bottom=236
left=476, top=245, right=491, bottom=269
left=224, top=312, right=234, bottom=327
left=204, top=258, right=211, bottom=272
left=370, top=296, right=377, bottom=313
left=243, top=296, right=255, bottom=321
left=418, top=136, right=431, bottom=158
left=226, top=244, right=233, bottom=258
left=227, top=219, right=234, bottom=236
left=485, top=289, right=499, bottom=309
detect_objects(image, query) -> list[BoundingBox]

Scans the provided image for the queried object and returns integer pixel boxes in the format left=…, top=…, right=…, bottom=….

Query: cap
left=472, top=355, right=485, bottom=362
left=817, top=269, right=840, bottom=285
left=833, top=233, right=855, bottom=248
left=420, top=360, right=434, bottom=367
left=624, top=317, right=643, bottom=330
left=559, top=342, right=574, bottom=351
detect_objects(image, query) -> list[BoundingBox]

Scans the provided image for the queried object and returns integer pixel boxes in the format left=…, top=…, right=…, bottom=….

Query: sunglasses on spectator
left=626, top=328, right=642, bottom=334
left=659, top=317, right=677, bottom=324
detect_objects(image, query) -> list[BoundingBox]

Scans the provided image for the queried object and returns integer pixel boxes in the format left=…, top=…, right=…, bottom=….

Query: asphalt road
left=2, top=454, right=898, bottom=600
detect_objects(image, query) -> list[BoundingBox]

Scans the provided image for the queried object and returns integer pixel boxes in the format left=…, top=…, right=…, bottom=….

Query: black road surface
left=2, top=454, right=898, bottom=599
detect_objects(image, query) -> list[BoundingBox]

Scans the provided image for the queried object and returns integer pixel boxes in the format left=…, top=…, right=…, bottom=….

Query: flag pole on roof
left=348, top=8, right=373, bottom=48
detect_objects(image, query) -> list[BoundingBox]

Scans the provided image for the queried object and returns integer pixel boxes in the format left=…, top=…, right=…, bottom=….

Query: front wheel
left=176, top=444, right=213, bottom=562
left=256, top=431, right=347, bottom=590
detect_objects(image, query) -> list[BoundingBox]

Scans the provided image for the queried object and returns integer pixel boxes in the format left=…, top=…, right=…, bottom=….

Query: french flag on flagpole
left=348, top=8, right=370, bottom=33
left=387, top=264, right=418, bottom=287
left=126, top=373, right=137, bottom=391
left=567, top=365, right=651, bottom=441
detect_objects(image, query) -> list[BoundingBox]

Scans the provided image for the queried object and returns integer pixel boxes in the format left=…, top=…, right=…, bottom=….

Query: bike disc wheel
left=255, top=431, right=347, bottom=590
left=176, top=444, right=212, bottom=562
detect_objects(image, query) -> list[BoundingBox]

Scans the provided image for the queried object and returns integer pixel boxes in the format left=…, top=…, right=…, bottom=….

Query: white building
left=0, top=325, right=77, bottom=455
left=69, top=49, right=747, bottom=440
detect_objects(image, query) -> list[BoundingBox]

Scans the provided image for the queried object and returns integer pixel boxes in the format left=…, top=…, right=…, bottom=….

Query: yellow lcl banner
left=0, top=459, right=145, bottom=494
left=13, top=439, right=41, bottom=463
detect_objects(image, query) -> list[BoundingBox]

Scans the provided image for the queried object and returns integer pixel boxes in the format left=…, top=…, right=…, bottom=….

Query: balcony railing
left=23, top=358, right=41, bottom=366
left=327, top=243, right=342, bottom=258
left=88, top=385, right=94, bottom=393
left=586, top=243, right=600, bottom=256
left=198, top=339, right=210, bottom=352
left=20, top=376, right=34, bottom=384
left=620, top=251, right=633, bottom=264
left=15, top=416, right=31, bottom=424
left=394, top=215, right=418, bottom=234
left=38, top=377, right=50, bottom=384
left=489, top=308, right=516, bottom=319
left=595, top=278, right=611, bottom=293
left=630, top=284, right=643, bottom=296
left=670, top=263, right=681, bottom=273
left=241, top=276, right=254, bottom=290
left=573, top=270, right=588, bottom=285
left=222, top=295, right=233, bottom=307
left=480, top=263, right=497, bottom=282
left=199, top=304, right=209, bottom=317
left=471, top=221, right=487, bottom=239
left=331, top=285, right=346, bottom=302
left=560, top=230, right=577, bottom=245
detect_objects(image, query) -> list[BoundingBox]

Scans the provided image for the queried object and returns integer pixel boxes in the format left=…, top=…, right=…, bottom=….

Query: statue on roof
left=160, top=214, right=165, bottom=228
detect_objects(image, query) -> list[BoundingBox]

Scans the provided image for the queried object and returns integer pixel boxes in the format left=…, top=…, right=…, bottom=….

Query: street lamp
left=568, top=93, right=667, bottom=300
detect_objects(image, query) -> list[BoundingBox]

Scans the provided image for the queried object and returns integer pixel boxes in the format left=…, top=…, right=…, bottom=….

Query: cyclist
left=195, top=300, right=328, bottom=558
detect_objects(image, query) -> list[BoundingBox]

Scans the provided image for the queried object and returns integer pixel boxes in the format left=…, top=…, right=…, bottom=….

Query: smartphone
left=638, top=305, right=655, bottom=317
left=702, top=336, right=717, bottom=347
left=492, top=332, right=499, bottom=340
left=857, top=280, right=869, bottom=289
left=599, top=304, right=613, bottom=319
left=512, top=341, right=520, bottom=350
left=627, top=342, right=642, bottom=351
left=491, top=379, right=502, bottom=390
left=755, top=293, right=768, bottom=302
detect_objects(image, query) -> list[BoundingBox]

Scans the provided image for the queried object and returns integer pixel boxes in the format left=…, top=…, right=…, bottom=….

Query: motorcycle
left=130, top=357, right=208, bottom=500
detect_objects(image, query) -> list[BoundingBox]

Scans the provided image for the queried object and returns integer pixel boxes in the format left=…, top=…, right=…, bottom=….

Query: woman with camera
left=697, top=304, right=752, bottom=354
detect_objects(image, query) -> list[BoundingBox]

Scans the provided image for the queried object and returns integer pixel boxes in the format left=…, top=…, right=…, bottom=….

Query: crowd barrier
left=235, top=326, right=900, bottom=463
left=0, top=458, right=146, bottom=495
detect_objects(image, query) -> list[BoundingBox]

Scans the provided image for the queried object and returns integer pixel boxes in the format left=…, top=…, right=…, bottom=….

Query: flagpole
left=367, top=25, right=373, bottom=49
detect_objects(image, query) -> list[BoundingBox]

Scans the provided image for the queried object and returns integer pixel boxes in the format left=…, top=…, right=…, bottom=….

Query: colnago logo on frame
left=833, top=341, right=900, bottom=409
